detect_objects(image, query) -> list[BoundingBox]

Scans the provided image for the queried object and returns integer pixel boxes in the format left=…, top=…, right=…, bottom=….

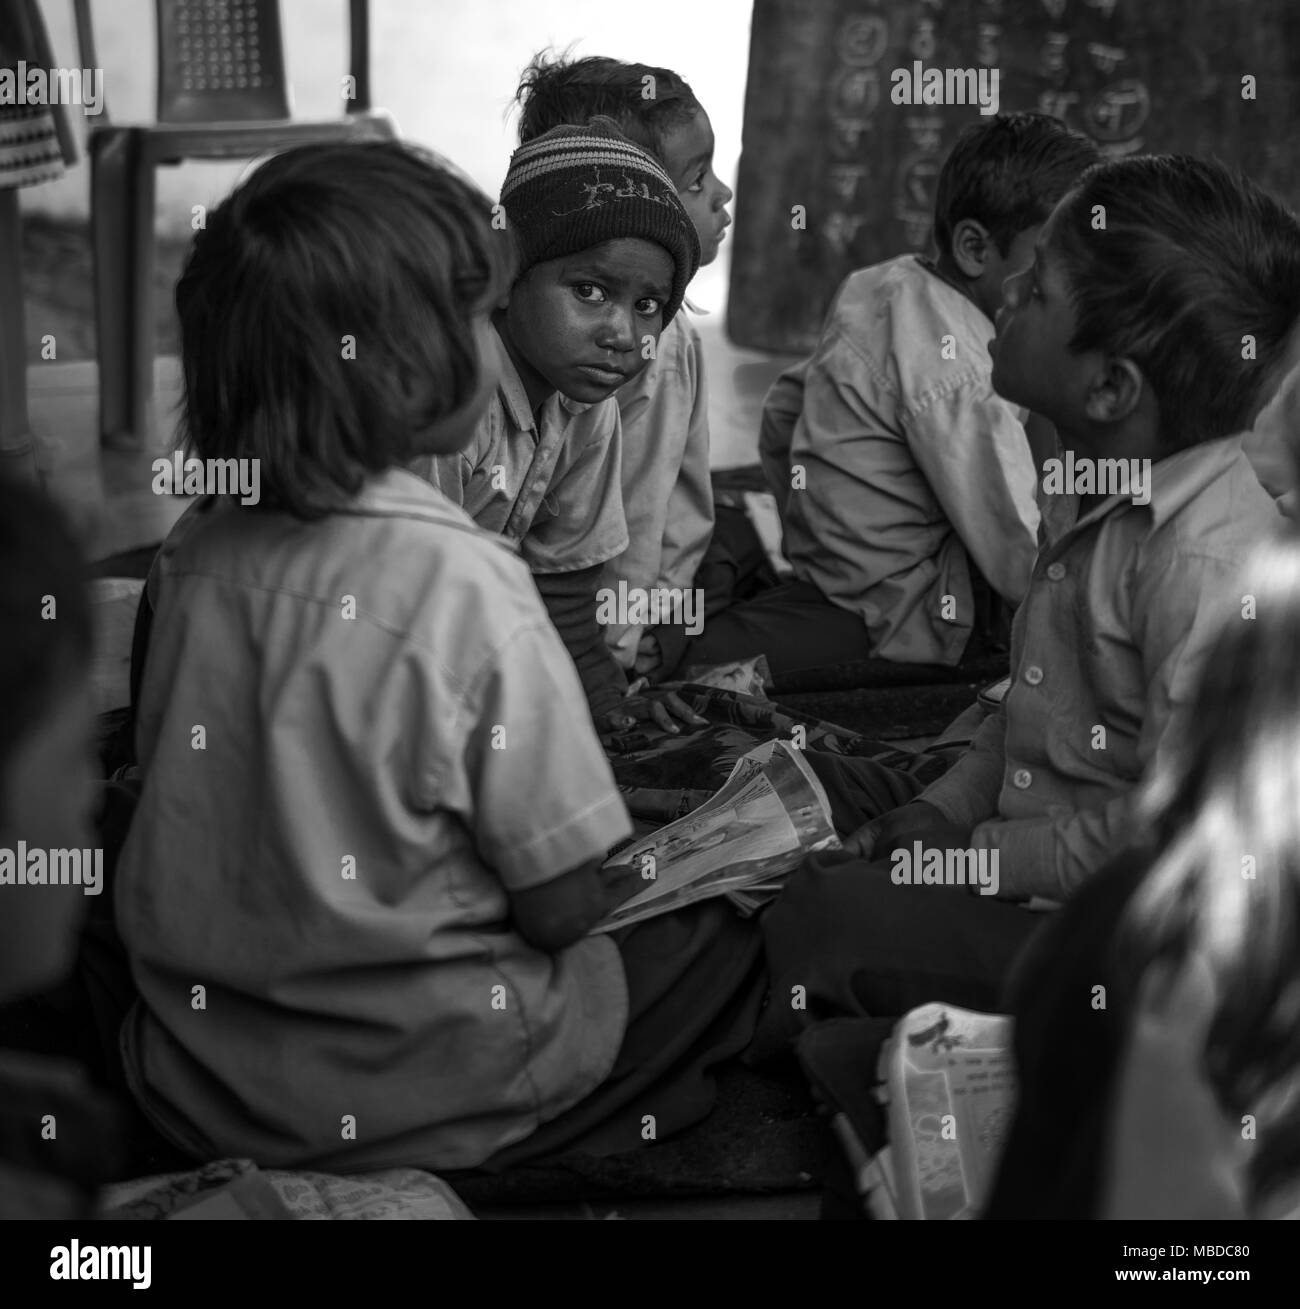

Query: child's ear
left=1084, top=355, right=1145, bottom=424
left=949, top=218, right=994, bottom=280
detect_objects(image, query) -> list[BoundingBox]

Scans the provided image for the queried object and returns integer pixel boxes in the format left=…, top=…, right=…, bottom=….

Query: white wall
left=26, top=0, right=753, bottom=311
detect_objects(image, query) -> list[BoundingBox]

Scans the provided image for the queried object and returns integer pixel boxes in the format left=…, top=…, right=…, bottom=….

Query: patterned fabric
left=606, top=683, right=950, bottom=828
left=500, top=117, right=700, bottom=321
left=0, top=0, right=77, bottom=191
left=100, top=1157, right=473, bottom=1220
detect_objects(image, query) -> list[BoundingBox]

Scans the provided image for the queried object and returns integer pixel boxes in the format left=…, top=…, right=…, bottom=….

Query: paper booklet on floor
left=856, top=1003, right=1016, bottom=1220
left=591, top=739, right=840, bottom=934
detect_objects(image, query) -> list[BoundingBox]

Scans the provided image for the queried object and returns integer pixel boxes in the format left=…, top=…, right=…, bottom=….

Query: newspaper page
left=591, top=740, right=839, bottom=933
left=875, top=1004, right=1017, bottom=1220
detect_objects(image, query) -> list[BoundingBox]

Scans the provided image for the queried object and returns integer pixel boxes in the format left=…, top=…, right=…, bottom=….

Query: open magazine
left=591, top=739, right=840, bottom=934
left=859, top=1003, right=1016, bottom=1220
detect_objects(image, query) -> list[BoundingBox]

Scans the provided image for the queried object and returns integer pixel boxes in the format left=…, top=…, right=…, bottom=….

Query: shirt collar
left=491, top=324, right=595, bottom=435
left=344, top=467, right=521, bottom=551
left=1041, top=434, right=1251, bottom=545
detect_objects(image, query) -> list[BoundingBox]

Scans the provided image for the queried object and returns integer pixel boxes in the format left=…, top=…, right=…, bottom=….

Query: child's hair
left=932, top=112, right=1100, bottom=260
left=176, top=141, right=515, bottom=521
left=1125, top=521, right=1300, bottom=1209
left=0, top=478, right=91, bottom=821
left=1051, top=155, right=1300, bottom=453
left=514, top=49, right=700, bottom=161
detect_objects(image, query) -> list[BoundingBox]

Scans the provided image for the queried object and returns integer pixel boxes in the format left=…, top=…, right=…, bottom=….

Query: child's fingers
left=649, top=702, right=680, bottom=734
left=660, top=691, right=708, bottom=726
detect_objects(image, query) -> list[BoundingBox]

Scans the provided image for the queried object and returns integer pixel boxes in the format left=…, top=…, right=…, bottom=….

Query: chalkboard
left=727, top=0, right=1300, bottom=352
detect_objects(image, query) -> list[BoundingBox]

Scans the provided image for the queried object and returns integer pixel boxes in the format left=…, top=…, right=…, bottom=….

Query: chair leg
left=90, top=132, right=136, bottom=447
left=0, top=191, right=38, bottom=483
left=127, top=157, right=158, bottom=450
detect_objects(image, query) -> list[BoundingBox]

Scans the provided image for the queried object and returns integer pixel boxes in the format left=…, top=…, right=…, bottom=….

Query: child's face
left=416, top=316, right=501, bottom=455
left=503, top=238, right=674, bottom=405
left=989, top=205, right=1089, bottom=425
left=659, top=109, right=732, bottom=267
left=0, top=676, right=98, bottom=1005
left=970, top=224, right=1041, bottom=323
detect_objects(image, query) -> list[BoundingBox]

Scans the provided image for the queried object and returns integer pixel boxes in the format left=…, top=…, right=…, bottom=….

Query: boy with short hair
left=688, top=113, right=1100, bottom=682
left=513, top=53, right=732, bottom=679
left=412, top=117, right=707, bottom=736
left=756, top=154, right=1300, bottom=1054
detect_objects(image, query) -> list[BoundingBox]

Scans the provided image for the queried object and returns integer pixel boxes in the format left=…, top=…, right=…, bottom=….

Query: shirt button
left=1047, top=562, right=1066, bottom=581
left=1013, top=768, right=1032, bottom=790
left=1024, top=665, right=1043, bottom=686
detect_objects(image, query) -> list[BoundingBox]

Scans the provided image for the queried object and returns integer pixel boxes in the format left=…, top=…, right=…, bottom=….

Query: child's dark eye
left=636, top=296, right=664, bottom=316
left=684, top=170, right=706, bottom=194
left=574, top=283, right=607, bottom=304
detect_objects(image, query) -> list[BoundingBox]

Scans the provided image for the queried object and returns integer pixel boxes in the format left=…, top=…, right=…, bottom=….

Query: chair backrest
left=71, top=1, right=375, bottom=127
left=155, top=0, right=290, bottom=123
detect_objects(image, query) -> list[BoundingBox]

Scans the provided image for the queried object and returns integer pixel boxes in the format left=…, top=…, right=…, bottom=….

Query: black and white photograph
left=0, top=0, right=1295, bottom=1280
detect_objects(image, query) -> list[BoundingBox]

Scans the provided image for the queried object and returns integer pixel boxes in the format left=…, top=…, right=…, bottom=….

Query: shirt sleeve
left=971, top=547, right=1250, bottom=901
left=462, top=618, right=633, bottom=892
left=759, top=358, right=809, bottom=519
left=601, top=324, right=713, bottom=658
left=523, top=401, right=629, bottom=575
left=655, top=326, right=714, bottom=596
left=409, top=451, right=470, bottom=509
left=900, top=377, right=1039, bottom=605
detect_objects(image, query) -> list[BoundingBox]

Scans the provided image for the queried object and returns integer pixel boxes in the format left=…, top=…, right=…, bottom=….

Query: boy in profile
left=756, top=154, right=1299, bottom=1054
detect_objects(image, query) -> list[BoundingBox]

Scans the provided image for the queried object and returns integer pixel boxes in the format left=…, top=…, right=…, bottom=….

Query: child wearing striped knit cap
left=413, top=117, right=709, bottom=743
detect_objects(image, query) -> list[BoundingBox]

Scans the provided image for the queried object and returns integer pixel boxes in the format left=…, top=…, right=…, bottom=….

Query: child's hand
left=841, top=801, right=950, bottom=859
left=597, top=685, right=709, bottom=738
left=634, top=632, right=663, bottom=676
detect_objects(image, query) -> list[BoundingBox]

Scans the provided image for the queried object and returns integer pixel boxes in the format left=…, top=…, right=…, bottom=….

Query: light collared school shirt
left=603, top=311, right=715, bottom=665
left=411, top=325, right=628, bottom=575
left=116, top=470, right=633, bottom=1173
left=763, top=255, right=1039, bottom=665
left=920, top=434, right=1281, bottom=902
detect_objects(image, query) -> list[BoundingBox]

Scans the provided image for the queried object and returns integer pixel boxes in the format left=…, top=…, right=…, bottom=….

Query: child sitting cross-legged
left=684, top=113, right=1099, bottom=684
left=115, top=142, right=766, bottom=1176
left=411, top=117, right=710, bottom=741
left=512, top=52, right=740, bottom=682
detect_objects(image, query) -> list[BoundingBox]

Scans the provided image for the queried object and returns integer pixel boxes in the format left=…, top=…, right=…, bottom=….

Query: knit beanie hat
left=499, top=116, right=701, bottom=322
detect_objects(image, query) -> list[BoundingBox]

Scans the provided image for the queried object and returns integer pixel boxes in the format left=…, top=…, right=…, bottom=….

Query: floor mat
left=776, top=681, right=991, bottom=741
left=450, top=1062, right=830, bottom=1207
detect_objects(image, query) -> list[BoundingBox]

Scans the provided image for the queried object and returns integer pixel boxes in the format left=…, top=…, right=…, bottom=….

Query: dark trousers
left=748, top=751, right=1045, bottom=1067
left=676, top=573, right=1007, bottom=687
left=656, top=504, right=777, bottom=678
left=468, top=899, right=767, bottom=1171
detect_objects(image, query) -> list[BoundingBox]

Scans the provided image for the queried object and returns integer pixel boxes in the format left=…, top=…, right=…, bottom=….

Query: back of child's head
left=515, top=50, right=701, bottom=160
left=932, top=112, right=1100, bottom=259
left=176, top=141, right=515, bottom=520
left=1050, top=155, right=1300, bottom=452
left=1125, top=514, right=1300, bottom=1209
